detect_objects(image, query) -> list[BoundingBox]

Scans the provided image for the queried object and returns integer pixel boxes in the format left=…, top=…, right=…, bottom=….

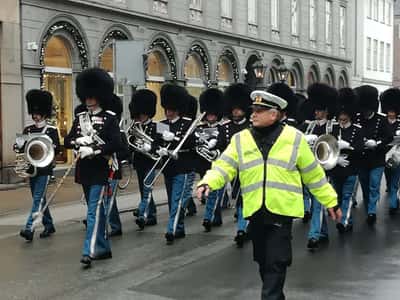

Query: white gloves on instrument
left=338, top=140, right=353, bottom=150
left=305, top=134, right=318, bottom=146
left=76, top=136, right=93, bottom=146
left=337, top=154, right=350, bottom=167
left=141, top=143, right=152, bottom=153
left=78, top=146, right=94, bottom=159
left=207, top=139, right=217, bottom=150
left=365, top=139, right=377, bottom=149
left=162, top=131, right=175, bottom=142
left=156, top=147, right=169, bottom=157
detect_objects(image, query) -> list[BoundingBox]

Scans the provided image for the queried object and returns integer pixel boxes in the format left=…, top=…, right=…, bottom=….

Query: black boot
left=202, top=220, right=212, bottom=232
left=366, top=214, right=377, bottom=225
left=39, top=227, right=56, bottom=239
left=135, top=218, right=145, bottom=230
left=307, top=238, right=319, bottom=250
left=145, top=219, right=157, bottom=226
left=234, top=230, right=246, bottom=248
left=165, top=232, right=174, bottom=245
left=92, top=252, right=112, bottom=260
left=109, top=229, right=122, bottom=237
left=19, top=229, right=34, bottom=242
left=80, top=255, right=92, bottom=267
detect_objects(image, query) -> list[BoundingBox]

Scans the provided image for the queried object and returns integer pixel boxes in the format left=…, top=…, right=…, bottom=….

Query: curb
left=0, top=183, right=28, bottom=191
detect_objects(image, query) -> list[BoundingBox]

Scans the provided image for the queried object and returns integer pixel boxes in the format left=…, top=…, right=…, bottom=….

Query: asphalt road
left=1, top=186, right=400, bottom=300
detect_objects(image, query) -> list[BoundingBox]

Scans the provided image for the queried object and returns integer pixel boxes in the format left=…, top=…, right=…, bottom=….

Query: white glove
left=76, top=136, right=93, bottom=146
left=156, top=147, right=169, bottom=157
left=162, top=131, right=175, bottom=142
left=338, top=140, right=353, bottom=150
left=78, top=146, right=94, bottom=159
left=141, top=143, right=152, bottom=153
left=337, top=154, right=350, bottom=167
left=365, top=139, right=377, bottom=149
left=305, top=134, right=318, bottom=146
left=207, top=139, right=217, bottom=150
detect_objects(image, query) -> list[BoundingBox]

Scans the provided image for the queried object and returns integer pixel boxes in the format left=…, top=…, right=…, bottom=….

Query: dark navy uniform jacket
left=218, top=117, right=250, bottom=151
left=64, top=110, right=123, bottom=186
left=131, top=119, right=158, bottom=171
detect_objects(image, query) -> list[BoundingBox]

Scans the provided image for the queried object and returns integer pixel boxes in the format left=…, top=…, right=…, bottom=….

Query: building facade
left=393, top=0, right=400, bottom=87
left=0, top=0, right=22, bottom=183
left=353, top=0, right=395, bottom=91
left=3, top=0, right=354, bottom=175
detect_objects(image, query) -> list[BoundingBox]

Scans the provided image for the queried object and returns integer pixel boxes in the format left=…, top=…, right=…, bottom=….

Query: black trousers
left=249, top=220, right=293, bottom=300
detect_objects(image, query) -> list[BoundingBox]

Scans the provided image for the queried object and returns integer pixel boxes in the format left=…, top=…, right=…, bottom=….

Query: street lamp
left=277, top=60, right=289, bottom=83
left=252, top=60, right=267, bottom=80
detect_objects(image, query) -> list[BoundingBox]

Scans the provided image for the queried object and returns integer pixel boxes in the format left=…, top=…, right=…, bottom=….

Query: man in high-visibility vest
left=196, top=90, right=342, bottom=300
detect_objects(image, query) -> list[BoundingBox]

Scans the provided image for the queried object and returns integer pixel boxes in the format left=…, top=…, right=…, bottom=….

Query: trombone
left=143, top=112, right=206, bottom=189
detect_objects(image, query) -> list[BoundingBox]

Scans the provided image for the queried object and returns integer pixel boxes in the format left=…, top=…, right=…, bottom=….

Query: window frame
left=271, top=0, right=279, bottom=31
left=291, top=0, right=299, bottom=36
left=325, top=0, right=333, bottom=45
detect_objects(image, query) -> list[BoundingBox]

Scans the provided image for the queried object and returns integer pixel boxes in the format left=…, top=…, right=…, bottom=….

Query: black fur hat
left=184, top=95, right=198, bottom=120
left=336, top=88, right=358, bottom=119
left=26, top=89, right=53, bottom=117
left=200, top=88, right=224, bottom=120
left=75, top=67, right=114, bottom=108
left=354, top=85, right=379, bottom=112
left=267, top=83, right=298, bottom=119
left=129, top=89, right=157, bottom=119
left=107, top=94, right=123, bottom=120
left=223, top=83, right=252, bottom=115
left=307, top=83, right=338, bottom=117
left=160, top=84, right=188, bottom=112
left=380, top=88, right=400, bottom=114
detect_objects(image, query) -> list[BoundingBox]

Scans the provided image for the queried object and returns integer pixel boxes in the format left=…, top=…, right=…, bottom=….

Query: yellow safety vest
left=199, top=125, right=337, bottom=218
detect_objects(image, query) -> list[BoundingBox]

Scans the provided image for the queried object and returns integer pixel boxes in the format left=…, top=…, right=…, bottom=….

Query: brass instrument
left=143, top=112, right=206, bottom=189
left=14, top=134, right=55, bottom=178
left=127, top=121, right=159, bottom=161
left=195, top=127, right=220, bottom=162
left=313, top=134, right=340, bottom=171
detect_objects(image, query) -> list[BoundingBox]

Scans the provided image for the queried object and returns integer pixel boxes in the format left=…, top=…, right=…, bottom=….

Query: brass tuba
left=313, top=134, right=340, bottom=171
left=14, top=134, right=55, bottom=177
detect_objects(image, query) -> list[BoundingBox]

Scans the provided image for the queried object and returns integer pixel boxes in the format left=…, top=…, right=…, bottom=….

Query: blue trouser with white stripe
left=107, top=179, right=122, bottom=233
left=164, top=173, right=192, bottom=235
left=136, top=167, right=157, bottom=222
left=203, top=188, right=224, bottom=223
left=358, top=167, right=384, bottom=214
left=82, top=184, right=111, bottom=257
left=308, top=193, right=328, bottom=240
left=303, top=187, right=312, bottom=213
left=386, top=166, right=400, bottom=209
left=232, top=177, right=248, bottom=232
left=331, top=175, right=357, bottom=226
left=25, top=175, right=54, bottom=231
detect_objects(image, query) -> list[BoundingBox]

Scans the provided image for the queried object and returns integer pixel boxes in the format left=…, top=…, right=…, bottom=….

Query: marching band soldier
left=128, top=89, right=159, bottom=230
left=159, top=84, right=196, bottom=245
left=220, top=83, right=252, bottom=247
left=64, top=68, right=123, bottom=267
left=380, top=88, right=400, bottom=215
left=303, top=83, right=338, bottom=250
left=106, top=94, right=129, bottom=237
left=267, top=82, right=298, bottom=127
left=330, top=88, right=364, bottom=233
left=354, top=85, right=392, bottom=225
left=17, top=90, right=60, bottom=241
left=197, top=90, right=340, bottom=300
left=195, top=88, right=225, bottom=231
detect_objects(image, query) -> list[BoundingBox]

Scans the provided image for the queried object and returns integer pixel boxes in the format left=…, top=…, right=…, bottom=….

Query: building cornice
left=22, top=0, right=352, bottom=64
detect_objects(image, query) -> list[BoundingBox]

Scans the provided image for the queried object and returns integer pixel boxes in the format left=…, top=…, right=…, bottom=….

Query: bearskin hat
left=267, top=83, right=298, bottom=119
left=160, top=84, right=188, bottom=112
left=75, top=67, right=114, bottom=108
left=354, top=85, right=379, bottom=112
left=184, top=95, right=198, bottom=120
left=336, top=88, right=358, bottom=119
left=107, top=94, right=123, bottom=120
left=380, top=88, right=400, bottom=114
left=26, top=89, right=53, bottom=117
left=200, top=88, right=224, bottom=120
left=223, top=83, right=252, bottom=115
left=129, top=89, right=157, bottom=119
left=307, top=83, right=338, bottom=117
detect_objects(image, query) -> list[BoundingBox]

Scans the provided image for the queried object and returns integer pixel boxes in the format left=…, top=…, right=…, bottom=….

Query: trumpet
left=143, top=112, right=206, bottom=188
left=196, top=145, right=220, bottom=162
left=127, top=121, right=159, bottom=161
left=195, top=127, right=220, bottom=162
left=14, top=134, right=55, bottom=178
left=313, top=134, right=340, bottom=171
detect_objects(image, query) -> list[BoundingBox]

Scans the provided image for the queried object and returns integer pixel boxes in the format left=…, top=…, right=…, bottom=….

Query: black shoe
left=82, top=219, right=87, bottom=228
left=389, top=207, right=399, bottom=216
left=202, top=220, right=212, bottom=232
left=145, top=219, right=157, bottom=226
left=132, top=208, right=139, bottom=217
left=80, top=255, right=92, bottom=267
left=307, top=238, right=319, bottom=250
left=109, top=229, right=122, bottom=237
left=174, top=231, right=186, bottom=239
left=212, top=220, right=223, bottom=227
left=92, top=252, right=112, bottom=260
left=186, top=210, right=197, bottom=217
left=234, top=230, right=246, bottom=248
left=19, top=229, right=33, bottom=241
left=302, top=211, right=311, bottom=224
left=165, top=232, right=174, bottom=245
left=366, top=214, right=377, bottom=225
left=352, top=201, right=358, bottom=208
left=336, top=223, right=346, bottom=234
left=233, top=212, right=238, bottom=220
left=39, top=227, right=56, bottom=239
left=135, top=218, right=145, bottom=230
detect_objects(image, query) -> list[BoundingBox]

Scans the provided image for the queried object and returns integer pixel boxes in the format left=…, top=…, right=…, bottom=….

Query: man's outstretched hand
left=196, top=184, right=210, bottom=202
left=327, top=206, right=342, bottom=222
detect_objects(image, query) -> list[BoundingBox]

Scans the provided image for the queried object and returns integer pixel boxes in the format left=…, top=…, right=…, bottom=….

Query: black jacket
left=131, top=120, right=158, bottom=171
left=218, top=118, right=250, bottom=151
left=64, top=110, right=123, bottom=186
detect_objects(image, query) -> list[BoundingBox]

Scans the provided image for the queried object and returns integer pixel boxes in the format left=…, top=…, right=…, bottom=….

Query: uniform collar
left=388, top=118, right=397, bottom=124
left=35, top=120, right=46, bottom=128
left=340, top=121, right=352, bottom=129
left=143, top=119, right=152, bottom=125
left=233, top=117, right=247, bottom=125
left=316, top=119, right=327, bottom=126
left=89, top=107, right=103, bottom=116
left=169, top=116, right=180, bottom=124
